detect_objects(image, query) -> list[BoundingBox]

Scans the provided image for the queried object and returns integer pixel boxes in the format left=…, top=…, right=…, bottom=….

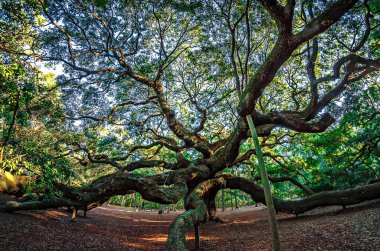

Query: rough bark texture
left=166, top=178, right=225, bottom=251
left=0, top=198, right=80, bottom=212
left=220, top=174, right=380, bottom=214
left=1, top=170, right=380, bottom=251
left=164, top=174, right=380, bottom=250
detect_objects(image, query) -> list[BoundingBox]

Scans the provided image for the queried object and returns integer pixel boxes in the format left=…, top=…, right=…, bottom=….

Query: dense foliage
left=0, top=1, right=379, bottom=249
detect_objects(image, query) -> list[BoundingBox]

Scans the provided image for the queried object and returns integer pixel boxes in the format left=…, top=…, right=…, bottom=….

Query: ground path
left=0, top=195, right=379, bottom=250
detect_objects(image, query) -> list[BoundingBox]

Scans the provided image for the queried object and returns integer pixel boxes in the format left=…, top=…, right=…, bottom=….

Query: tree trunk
left=166, top=178, right=225, bottom=251
left=221, top=189, right=225, bottom=212
left=229, top=190, right=233, bottom=210
left=234, top=189, right=239, bottom=209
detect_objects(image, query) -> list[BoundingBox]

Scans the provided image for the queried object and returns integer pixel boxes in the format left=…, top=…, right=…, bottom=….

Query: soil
left=0, top=195, right=379, bottom=250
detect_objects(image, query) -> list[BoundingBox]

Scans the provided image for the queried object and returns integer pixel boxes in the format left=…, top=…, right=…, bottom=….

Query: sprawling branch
left=295, top=0, right=358, bottom=43
left=303, top=55, right=380, bottom=118
left=154, top=82, right=212, bottom=157
left=220, top=174, right=380, bottom=214
left=239, top=0, right=359, bottom=116
left=256, top=112, right=336, bottom=133
left=64, top=96, right=157, bottom=124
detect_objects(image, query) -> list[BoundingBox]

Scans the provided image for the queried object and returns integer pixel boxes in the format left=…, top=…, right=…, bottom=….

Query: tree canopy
left=0, top=0, right=379, bottom=250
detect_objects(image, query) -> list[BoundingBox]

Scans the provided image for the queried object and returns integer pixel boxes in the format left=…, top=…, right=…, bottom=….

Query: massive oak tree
left=1, top=0, right=379, bottom=250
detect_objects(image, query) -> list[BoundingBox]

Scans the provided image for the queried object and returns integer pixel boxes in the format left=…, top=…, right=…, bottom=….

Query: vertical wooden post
left=194, top=224, right=200, bottom=250
left=246, top=115, right=281, bottom=251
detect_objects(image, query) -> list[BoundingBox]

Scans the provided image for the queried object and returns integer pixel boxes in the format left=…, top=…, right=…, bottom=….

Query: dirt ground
left=0, top=195, right=379, bottom=250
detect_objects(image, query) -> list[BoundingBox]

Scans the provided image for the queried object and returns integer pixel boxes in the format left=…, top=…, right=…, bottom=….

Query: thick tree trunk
left=203, top=183, right=224, bottom=222
left=234, top=189, right=239, bottom=209
left=166, top=178, right=225, bottom=251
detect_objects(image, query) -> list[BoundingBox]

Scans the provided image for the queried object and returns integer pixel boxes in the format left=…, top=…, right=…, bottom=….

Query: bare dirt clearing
left=1, top=195, right=379, bottom=250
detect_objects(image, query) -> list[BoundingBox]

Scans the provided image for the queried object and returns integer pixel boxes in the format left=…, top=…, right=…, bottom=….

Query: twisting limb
left=0, top=163, right=212, bottom=213
left=71, top=142, right=186, bottom=171
left=219, top=174, right=380, bottom=214
left=203, top=181, right=225, bottom=222
left=166, top=178, right=225, bottom=251
left=63, top=96, right=157, bottom=125
left=0, top=198, right=81, bottom=212
left=3, top=90, right=20, bottom=146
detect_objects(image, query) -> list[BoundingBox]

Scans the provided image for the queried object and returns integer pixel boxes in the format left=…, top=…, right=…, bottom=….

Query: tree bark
left=220, top=174, right=380, bottom=214
left=0, top=198, right=80, bottom=212
left=166, top=178, right=225, bottom=251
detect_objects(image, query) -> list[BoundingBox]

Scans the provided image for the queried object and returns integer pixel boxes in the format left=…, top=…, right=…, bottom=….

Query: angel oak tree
left=1, top=0, right=380, bottom=250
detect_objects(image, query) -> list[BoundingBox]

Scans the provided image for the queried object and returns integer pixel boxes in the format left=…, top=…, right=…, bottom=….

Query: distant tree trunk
left=234, top=190, right=239, bottom=209
left=129, top=195, right=133, bottom=207
left=3, top=90, right=20, bottom=147
left=121, top=195, right=125, bottom=207
left=141, top=200, right=145, bottom=210
left=133, top=193, right=137, bottom=211
left=221, top=190, right=225, bottom=212
left=230, top=190, right=233, bottom=210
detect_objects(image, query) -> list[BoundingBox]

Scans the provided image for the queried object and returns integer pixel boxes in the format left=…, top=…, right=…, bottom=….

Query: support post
left=194, top=224, right=200, bottom=250
left=246, top=115, right=281, bottom=251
